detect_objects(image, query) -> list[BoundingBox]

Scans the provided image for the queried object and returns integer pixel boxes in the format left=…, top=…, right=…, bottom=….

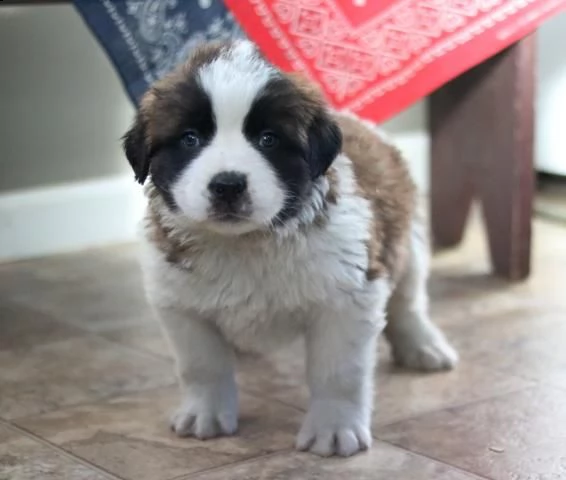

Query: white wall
left=0, top=5, right=563, bottom=260
left=0, top=5, right=563, bottom=192
left=536, top=13, right=566, bottom=176
left=0, top=4, right=429, bottom=193
left=0, top=5, right=135, bottom=192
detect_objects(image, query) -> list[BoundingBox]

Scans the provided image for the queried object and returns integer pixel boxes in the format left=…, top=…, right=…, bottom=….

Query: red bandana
left=226, top=0, right=565, bottom=122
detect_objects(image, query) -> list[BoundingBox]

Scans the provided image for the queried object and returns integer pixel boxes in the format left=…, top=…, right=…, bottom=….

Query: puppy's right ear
left=122, top=114, right=150, bottom=185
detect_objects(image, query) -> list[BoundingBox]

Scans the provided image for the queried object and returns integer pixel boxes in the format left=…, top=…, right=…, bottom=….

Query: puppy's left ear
left=306, top=111, right=342, bottom=179
left=122, top=114, right=151, bottom=185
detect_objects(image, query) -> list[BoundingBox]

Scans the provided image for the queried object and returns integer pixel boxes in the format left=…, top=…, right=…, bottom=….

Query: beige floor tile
left=0, top=424, right=113, bottom=480
left=0, top=336, right=174, bottom=420
left=373, top=361, right=533, bottom=427
left=0, top=216, right=564, bottom=479
left=103, top=322, right=172, bottom=360
left=0, top=244, right=140, bottom=284
left=427, top=271, right=560, bottom=329
left=17, top=388, right=303, bottom=480
left=0, top=301, right=83, bottom=352
left=448, top=308, right=566, bottom=388
left=237, top=342, right=533, bottom=428
left=378, top=385, right=566, bottom=480
left=0, top=245, right=152, bottom=332
left=188, top=443, right=481, bottom=480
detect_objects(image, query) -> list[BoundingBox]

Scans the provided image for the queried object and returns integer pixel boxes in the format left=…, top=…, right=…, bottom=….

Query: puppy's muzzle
left=208, top=171, right=251, bottom=220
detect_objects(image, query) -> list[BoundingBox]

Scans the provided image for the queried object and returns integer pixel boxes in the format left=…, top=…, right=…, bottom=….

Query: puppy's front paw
left=171, top=382, right=238, bottom=440
left=391, top=326, right=458, bottom=371
left=296, top=400, right=371, bottom=457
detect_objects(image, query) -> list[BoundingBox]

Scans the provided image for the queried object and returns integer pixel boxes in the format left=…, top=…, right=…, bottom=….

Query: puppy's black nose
left=208, top=171, right=247, bottom=202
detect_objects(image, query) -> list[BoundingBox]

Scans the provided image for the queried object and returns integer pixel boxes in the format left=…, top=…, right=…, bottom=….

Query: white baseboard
left=0, top=145, right=428, bottom=264
left=0, top=176, right=146, bottom=262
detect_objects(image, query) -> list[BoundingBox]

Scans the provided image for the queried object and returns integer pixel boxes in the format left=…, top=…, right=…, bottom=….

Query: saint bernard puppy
left=123, top=40, right=458, bottom=457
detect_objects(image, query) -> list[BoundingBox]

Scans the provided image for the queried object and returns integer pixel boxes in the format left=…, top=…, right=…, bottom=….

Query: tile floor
left=1, top=216, right=565, bottom=480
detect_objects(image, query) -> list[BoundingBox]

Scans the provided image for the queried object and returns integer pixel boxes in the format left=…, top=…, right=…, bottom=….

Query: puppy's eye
left=181, top=130, right=201, bottom=148
left=258, top=131, right=279, bottom=149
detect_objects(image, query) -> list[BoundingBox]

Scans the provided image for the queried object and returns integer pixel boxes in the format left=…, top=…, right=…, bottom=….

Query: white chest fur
left=141, top=156, right=382, bottom=351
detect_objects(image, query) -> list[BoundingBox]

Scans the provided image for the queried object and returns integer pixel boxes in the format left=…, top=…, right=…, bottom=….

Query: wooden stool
left=429, top=36, right=535, bottom=281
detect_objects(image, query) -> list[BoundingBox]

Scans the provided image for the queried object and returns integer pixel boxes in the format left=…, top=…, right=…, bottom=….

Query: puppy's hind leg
left=385, top=217, right=458, bottom=371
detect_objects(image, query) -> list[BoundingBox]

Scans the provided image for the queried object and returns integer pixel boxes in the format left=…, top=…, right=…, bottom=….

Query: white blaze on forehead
left=170, top=132, right=286, bottom=233
left=197, top=40, right=275, bottom=129
left=171, top=41, right=287, bottom=234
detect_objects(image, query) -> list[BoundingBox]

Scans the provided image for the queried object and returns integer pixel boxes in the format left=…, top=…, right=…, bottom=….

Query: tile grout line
left=373, top=384, right=560, bottom=479
left=245, top=374, right=541, bottom=434
left=7, top=382, right=177, bottom=425
left=81, top=327, right=175, bottom=366
left=0, top=418, right=126, bottom=480
left=171, top=449, right=296, bottom=480
left=3, top=293, right=174, bottom=367
left=373, top=382, right=538, bottom=432
left=492, top=370, right=563, bottom=390
left=5, top=385, right=300, bottom=480
left=0, top=322, right=177, bottom=424
left=371, top=384, right=554, bottom=479
left=0, top=413, right=495, bottom=480
left=378, top=439, right=493, bottom=480
left=8, top=385, right=301, bottom=427
left=98, top=337, right=173, bottom=364
left=244, top=391, right=306, bottom=414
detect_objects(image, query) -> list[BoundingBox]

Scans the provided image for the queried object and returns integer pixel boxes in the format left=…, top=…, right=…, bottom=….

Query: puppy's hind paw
left=392, top=329, right=458, bottom=372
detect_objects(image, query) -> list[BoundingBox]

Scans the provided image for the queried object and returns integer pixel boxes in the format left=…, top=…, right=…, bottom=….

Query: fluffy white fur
left=141, top=152, right=457, bottom=457
left=385, top=210, right=458, bottom=370
left=137, top=39, right=457, bottom=457
left=198, top=41, right=275, bottom=130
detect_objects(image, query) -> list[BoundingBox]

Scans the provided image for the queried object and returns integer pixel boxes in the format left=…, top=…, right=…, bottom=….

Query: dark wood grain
left=429, top=36, right=536, bottom=281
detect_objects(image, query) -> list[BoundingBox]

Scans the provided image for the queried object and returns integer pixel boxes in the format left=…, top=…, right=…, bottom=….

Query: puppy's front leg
left=157, top=308, right=238, bottom=439
left=297, top=301, right=383, bottom=457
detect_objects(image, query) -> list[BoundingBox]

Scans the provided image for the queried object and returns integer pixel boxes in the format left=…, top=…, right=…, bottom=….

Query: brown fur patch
left=139, top=48, right=413, bottom=282
left=138, top=42, right=229, bottom=148
left=145, top=197, right=201, bottom=267
left=286, top=72, right=327, bottom=107
left=335, top=114, right=416, bottom=281
left=325, top=167, right=339, bottom=205
left=281, top=72, right=331, bottom=144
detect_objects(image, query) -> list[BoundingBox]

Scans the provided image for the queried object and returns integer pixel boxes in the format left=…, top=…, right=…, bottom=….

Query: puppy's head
left=123, top=40, right=341, bottom=235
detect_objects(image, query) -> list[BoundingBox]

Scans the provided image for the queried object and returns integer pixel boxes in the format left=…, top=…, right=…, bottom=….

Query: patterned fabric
left=74, top=0, right=563, bottom=119
left=227, top=0, right=565, bottom=122
left=73, top=0, right=243, bottom=105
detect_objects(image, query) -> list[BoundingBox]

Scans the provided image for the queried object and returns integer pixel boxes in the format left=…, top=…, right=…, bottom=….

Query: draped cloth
left=73, top=0, right=242, bottom=105
left=74, top=0, right=564, bottom=120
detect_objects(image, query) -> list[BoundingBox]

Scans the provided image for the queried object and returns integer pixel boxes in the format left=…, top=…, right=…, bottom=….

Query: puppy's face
left=123, top=41, right=341, bottom=235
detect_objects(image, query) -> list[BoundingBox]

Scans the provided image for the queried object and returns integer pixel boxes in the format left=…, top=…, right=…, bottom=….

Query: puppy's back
left=333, top=113, right=416, bottom=282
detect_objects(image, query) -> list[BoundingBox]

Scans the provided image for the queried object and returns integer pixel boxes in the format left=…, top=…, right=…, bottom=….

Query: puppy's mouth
left=209, top=211, right=249, bottom=223
left=208, top=201, right=253, bottom=224
left=207, top=190, right=253, bottom=224
left=204, top=206, right=258, bottom=235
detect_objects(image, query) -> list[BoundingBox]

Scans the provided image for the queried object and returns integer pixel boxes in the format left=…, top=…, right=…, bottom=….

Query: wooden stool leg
left=429, top=36, right=535, bottom=281
left=429, top=87, right=475, bottom=249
